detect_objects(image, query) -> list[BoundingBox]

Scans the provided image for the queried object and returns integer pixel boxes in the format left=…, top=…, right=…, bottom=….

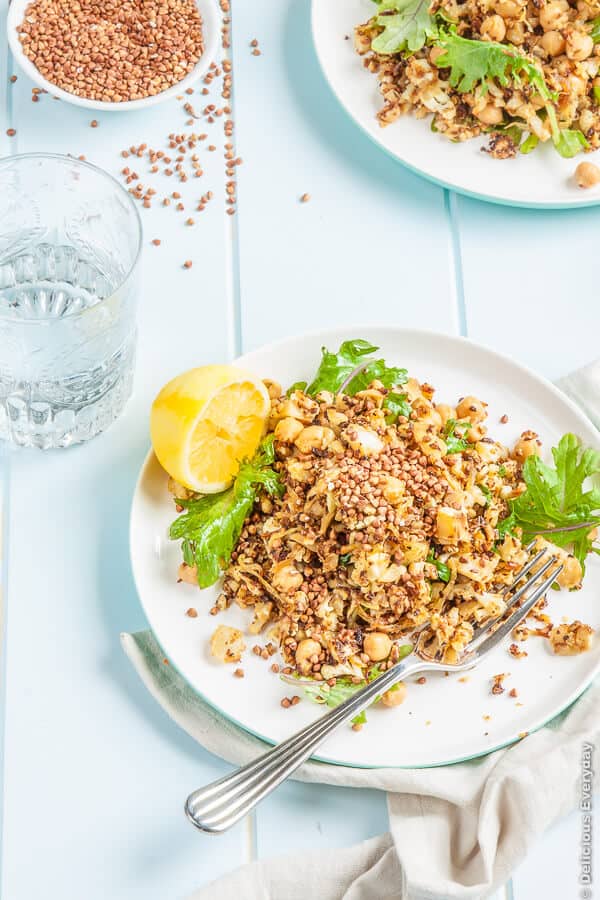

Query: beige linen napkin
left=121, top=365, right=600, bottom=900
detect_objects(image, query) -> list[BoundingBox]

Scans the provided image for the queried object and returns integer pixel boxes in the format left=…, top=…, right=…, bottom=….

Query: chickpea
left=557, top=555, right=583, bottom=589
left=481, top=14, right=507, bottom=41
left=496, top=0, right=520, bottom=17
left=506, top=20, right=526, bottom=43
left=435, top=403, right=456, bottom=426
left=539, top=1, right=569, bottom=32
left=294, top=424, right=336, bottom=454
left=274, top=416, right=304, bottom=443
left=540, top=30, right=566, bottom=56
left=380, top=682, right=408, bottom=708
left=456, top=395, right=488, bottom=425
left=429, top=45, right=446, bottom=64
left=476, top=103, right=504, bottom=125
left=575, top=161, right=600, bottom=187
left=566, top=30, right=594, bottom=60
left=512, top=430, right=541, bottom=464
left=363, top=632, right=392, bottom=662
left=272, top=561, right=304, bottom=593
left=381, top=475, right=405, bottom=505
left=295, top=638, right=321, bottom=673
left=263, top=379, right=282, bottom=400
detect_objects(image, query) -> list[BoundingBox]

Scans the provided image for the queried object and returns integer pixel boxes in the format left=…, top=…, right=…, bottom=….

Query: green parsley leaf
left=305, top=340, right=407, bottom=397
left=426, top=550, right=451, bottom=582
left=305, top=339, right=379, bottom=395
left=498, top=433, right=600, bottom=570
left=433, top=30, right=549, bottom=97
left=498, top=464, right=508, bottom=478
left=552, top=128, right=589, bottom=159
left=371, top=0, right=437, bottom=54
left=170, top=435, right=283, bottom=588
left=339, top=552, right=353, bottom=567
left=296, top=646, right=413, bottom=725
left=346, top=360, right=408, bottom=395
left=591, top=15, right=600, bottom=42
left=384, top=392, right=412, bottom=424
left=443, top=418, right=471, bottom=454
left=287, top=380, right=307, bottom=396
left=594, top=85, right=600, bottom=104
left=520, top=133, right=539, bottom=155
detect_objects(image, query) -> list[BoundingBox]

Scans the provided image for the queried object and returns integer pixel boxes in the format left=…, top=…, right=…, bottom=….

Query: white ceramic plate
left=311, top=0, right=600, bottom=209
left=7, top=0, right=220, bottom=112
left=130, top=328, right=600, bottom=767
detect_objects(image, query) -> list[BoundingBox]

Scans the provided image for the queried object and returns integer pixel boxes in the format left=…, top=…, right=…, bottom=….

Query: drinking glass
left=0, top=153, right=142, bottom=449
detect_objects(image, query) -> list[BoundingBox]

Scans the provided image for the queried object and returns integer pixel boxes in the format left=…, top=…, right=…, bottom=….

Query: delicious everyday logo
left=579, top=741, right=594, bottom=899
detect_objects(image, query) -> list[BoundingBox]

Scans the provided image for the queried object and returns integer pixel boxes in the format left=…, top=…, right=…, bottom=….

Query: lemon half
left=150, top=365, right=271, bottom=493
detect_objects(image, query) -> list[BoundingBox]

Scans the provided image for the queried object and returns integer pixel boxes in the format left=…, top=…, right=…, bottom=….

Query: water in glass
left=0, top=155, right=141, bottom=449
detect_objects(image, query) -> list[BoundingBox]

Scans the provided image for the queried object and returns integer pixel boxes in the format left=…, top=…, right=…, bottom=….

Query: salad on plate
left=150, top=339, right=598, bottom=725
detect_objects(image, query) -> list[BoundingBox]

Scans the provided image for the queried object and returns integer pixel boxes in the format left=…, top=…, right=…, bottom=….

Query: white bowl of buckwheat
left=7, top=0, right=220, bottom=111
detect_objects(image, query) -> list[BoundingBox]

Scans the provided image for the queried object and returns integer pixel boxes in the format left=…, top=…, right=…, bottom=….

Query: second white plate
left=311, top=0, right=600, bottom=208
left=130, top=328, right=600, bottom=767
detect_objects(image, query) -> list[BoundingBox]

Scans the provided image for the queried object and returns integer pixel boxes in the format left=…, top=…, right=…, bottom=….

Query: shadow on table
left=93, top=424, right=231, bottom=776
left=282, top=0, right=443, bottom=212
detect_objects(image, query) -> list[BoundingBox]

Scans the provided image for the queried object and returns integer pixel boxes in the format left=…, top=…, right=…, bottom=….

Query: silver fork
left=185, top=545, right=562, bottom=834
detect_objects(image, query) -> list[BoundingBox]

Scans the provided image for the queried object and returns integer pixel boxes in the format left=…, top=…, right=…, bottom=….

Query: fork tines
left=469, top=546, right=564, bottom=657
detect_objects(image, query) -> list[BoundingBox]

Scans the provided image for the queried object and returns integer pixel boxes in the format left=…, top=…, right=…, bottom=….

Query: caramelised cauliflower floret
left=178, top=563, right=198, bottom=585
left=344, top=425, right=384, bottom=456
left=549, top=621, right=594, bottom=655
left=210, top=625, right=246, bottom=663
left=435, top=507, right=470, bottom=544
left=249, top=601, right=274, bottom=634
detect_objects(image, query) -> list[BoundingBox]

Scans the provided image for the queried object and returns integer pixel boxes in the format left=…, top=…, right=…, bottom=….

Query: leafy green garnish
left=339, top=552, right=353, bottom=567
left=552, top=128, right=589, bottom=159
left=594, top=85, right=600, bottom=104
left=591, top=15, right=600, bottom=42
left=498, top=464, right=508, bottom=478
left=443, top=418, right=471, bottom=454
left=346, top=360, right=409, bottom=395
left=287, top=380, right=307, bottom=396
left=433, top=30, right=548, bottom=96
left=305, top=339, right=378, bottom=395
left=170, top=436, right=283, bottom=588
left=298, top=646, right=413, bottom=725
left=520, top=133, right=539, bottom=155
left=384, top=391, right=412, bottom=424
left=498, top=433, right=600, bottom=571
left=305, top=339, right=407, bottom=397
left=426, top=550, right=451, bottom=582
left=432, top=30, right=586, bottom=158
left=371, top=0, right=437, bottom=54
left=545, top=105, right=589, bottom=158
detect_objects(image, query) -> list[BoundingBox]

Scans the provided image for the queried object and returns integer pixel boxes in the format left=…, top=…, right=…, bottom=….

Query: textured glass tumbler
left=0, top=154, right=142, bottom=449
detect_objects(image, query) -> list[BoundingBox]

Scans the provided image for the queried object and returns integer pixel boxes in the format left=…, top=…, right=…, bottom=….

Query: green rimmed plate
left=311, top=0, right=600, bottom=209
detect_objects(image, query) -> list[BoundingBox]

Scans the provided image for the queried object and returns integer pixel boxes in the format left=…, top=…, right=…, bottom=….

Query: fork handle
left=185, top=656, right=424, bottom=833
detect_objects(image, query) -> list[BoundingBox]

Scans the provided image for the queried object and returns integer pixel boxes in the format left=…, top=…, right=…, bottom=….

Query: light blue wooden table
left=0, top=1, right=595, bottom=897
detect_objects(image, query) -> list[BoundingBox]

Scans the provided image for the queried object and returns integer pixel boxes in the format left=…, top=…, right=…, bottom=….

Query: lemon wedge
left=150, top=365, right=271, bottom=493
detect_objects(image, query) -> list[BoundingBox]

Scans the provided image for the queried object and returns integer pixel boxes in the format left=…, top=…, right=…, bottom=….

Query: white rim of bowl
left=6, top=0, right=221, bottom=111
